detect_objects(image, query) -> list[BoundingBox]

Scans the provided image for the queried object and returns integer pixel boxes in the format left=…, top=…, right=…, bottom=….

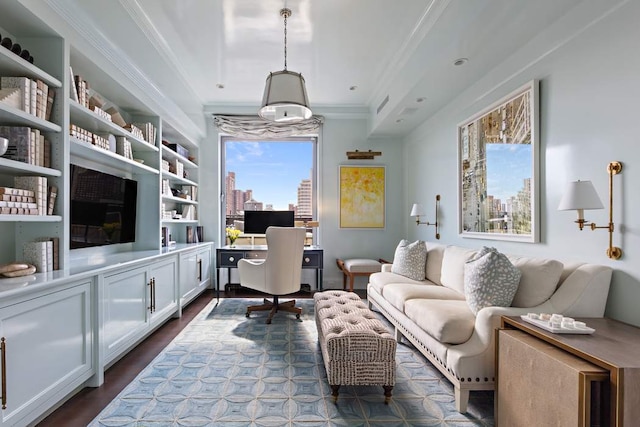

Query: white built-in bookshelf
left=0, top=1, right=202, bottom=270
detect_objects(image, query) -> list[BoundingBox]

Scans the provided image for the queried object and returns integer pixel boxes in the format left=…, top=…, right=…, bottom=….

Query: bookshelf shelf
left=162, top=195, right=197, bottom=205
left=0, top=157, right=62, bottom=176
left=161, top=170, right=197, bottom=186
left=0, top=47, right=62, bottom=88
left=0, top=103, right=62, bottom=132
left=161, top=219, right=198, bottom=224
left=69, top=101, right=158, bottom=153
left=161, top=146, right=197, bottom=168
left=70, top=138, right=159, bottom=175
left=0, top=214, right=61, bottom=222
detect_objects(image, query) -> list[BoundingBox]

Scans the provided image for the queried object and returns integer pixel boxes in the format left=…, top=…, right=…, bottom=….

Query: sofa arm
left=381, top=263, right=393, bottom=272
left=473, top=304, right=556, bottom=347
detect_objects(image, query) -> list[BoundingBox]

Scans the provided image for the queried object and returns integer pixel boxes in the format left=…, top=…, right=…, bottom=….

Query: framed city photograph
left=458, top=80, right=539, bottom=242
left=339, top=165, right=385, bottom=228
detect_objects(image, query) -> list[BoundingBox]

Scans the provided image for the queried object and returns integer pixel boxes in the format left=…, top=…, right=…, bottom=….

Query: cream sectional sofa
left=366, top=242, right=612, bottom=412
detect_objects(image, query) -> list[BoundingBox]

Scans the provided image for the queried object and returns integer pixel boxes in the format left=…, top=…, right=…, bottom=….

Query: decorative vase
left=229, top=237, right=236, bottom=247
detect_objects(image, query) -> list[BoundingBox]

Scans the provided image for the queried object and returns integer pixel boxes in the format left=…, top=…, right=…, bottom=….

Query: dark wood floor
left=37, top=288, right=342, bottom=426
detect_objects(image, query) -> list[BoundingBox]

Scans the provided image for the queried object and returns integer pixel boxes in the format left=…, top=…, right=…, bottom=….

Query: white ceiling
left=57, top=0, right=582, bottom=137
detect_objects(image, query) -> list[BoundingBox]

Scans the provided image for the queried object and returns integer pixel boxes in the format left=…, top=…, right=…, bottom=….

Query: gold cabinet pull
left=1, top=337, right=6, bottom=409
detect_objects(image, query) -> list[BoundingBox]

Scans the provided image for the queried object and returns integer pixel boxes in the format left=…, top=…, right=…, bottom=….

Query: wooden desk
left=215, top=245, right=324, bottom=300
left=499, top=316, right=640, bottom=426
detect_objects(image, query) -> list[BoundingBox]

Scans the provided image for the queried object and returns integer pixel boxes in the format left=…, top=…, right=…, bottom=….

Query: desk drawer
left=218, top=251, right=245, bottom=267
left=245, top=251, right=267, bottom=260
left=302, top=252, right=322, bottom=268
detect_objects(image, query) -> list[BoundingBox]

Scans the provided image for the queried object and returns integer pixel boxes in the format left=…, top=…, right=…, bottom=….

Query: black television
left=70, top=164, right=138, bottom=249
left=244, top=210, right=294, bottom=234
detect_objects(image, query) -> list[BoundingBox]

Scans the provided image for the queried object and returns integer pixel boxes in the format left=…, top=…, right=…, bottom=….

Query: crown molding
left=42, top=0, right=205, bottom=140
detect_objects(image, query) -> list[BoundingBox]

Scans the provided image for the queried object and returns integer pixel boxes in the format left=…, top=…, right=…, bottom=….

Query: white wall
left=201, top=116, right=405, bottom=290
left=403, top=0, right=640, bottom=326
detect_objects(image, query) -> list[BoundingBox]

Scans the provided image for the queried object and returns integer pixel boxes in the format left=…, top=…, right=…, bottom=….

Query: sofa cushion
left=425, top=242, right=446, bottom=285
left=464, top=247, right=521, bottom=315
left=391, top=239, right=427, bottom=281
left=440, top=246, right=477, bottom=294
left=404, top=299, right=475, bottom=344
left=383, top=283, right=465, bottom=312
left=507, top=255, right=564, bottom=307
left=368, top=271, right=427, bottom=295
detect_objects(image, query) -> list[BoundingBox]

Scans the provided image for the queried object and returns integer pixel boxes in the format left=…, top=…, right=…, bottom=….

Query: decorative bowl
left=0, top=137, right=8, bottom=156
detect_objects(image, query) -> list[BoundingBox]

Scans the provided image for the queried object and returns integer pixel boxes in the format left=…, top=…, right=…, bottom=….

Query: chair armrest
left=381, top=263, right=393, bottom=272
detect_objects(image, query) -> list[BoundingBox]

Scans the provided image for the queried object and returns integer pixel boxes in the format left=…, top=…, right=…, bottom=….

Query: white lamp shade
left=558, top=180, right=604, bottom=211
left=259, top=70, right=312, bottom=122
left=410, top=203, right=425, bottom=217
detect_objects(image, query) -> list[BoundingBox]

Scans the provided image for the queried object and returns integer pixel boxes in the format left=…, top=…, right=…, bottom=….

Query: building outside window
left=220, top=136, right=318, bottom=241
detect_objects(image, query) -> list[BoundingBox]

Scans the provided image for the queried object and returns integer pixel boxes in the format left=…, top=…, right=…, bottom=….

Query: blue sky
left=225, top=140, right=313, bottom=210
left=485, top=144, right=531, bottom=201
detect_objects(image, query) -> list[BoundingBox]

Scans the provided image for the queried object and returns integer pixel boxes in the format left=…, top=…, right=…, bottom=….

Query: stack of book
left=0, top=186, right=38, bottom=215
left=115, top=136, right=133, bottom=159
left=133, top=122, right=157, bottom=146
left=23, top=237, right=59, bottom=272
left=69, top=124, right=110, bottom=151
left=13, top=176, right=54, bottom=216
left=0, top=76, right=55, bottom=121
left=0, top=126, right=52, bottom=168
left=124, top=123, right=144, bottom=141
left=73, top=74, right=90, bottom=108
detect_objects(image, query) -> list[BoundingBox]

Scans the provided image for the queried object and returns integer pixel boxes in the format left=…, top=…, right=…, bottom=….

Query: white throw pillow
left=391, top=239, right=427, bottom=281
left=464, top=247, right=521, bottom=315
left=507, top=255, right=564, bottom=307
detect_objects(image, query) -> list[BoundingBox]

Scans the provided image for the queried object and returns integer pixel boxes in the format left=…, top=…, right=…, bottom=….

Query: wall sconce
left=410, top=195, right=441, bottom=239
left=558, top=161, right=622, bottom=259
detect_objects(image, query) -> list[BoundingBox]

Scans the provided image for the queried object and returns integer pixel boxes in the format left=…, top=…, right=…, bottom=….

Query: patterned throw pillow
left=391, top=239, right=427, bottom=281
left=464, top=246, right=521, bottom=315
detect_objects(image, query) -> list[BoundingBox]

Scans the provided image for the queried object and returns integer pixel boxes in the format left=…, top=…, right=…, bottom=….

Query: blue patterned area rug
left=89, top=297, right=494, bottom=426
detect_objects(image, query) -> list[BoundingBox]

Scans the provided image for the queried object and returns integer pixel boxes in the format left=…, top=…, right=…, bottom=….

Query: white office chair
left=238, top=226, right=306, bottom=324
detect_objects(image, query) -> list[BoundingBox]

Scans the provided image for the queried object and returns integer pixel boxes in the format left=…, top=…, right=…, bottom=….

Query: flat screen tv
left=70, top=164, right=138, bottom=249
left=244, top=210, right=294, bottom=234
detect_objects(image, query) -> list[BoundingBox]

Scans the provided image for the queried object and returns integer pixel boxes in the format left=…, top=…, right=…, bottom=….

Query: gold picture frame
left=339, top=165, right=385, bottom=228
left=458, top=80, right=539, bottom=242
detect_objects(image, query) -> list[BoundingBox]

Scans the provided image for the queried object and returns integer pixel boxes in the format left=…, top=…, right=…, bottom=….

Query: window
left=221, top=136, right=318, bottom=242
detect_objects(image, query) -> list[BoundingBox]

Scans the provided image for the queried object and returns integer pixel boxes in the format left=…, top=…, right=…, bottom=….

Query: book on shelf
left=186, top=226, right=195, bottom=244
left=69, top=66, right=79, bottom=102
left=23, top=240, right=51, bottom=273
left=14, top=176, right=47, bottom=215
left=29, top=79, right=36, bottom=116
left=0, top=76, right=30, bottom=113
left=0, top=87, right=21, bottom=109
left=161, top=226, right=169, bottom=248
left=196, top=226, right=204, bottom=243
left=47, top=185, right=57, bottom=215
left=45, top=86, right=55, bottom=121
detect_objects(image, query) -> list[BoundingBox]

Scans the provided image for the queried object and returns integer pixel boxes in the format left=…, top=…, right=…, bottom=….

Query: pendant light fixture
left=259, top=8, right=312, bottom=122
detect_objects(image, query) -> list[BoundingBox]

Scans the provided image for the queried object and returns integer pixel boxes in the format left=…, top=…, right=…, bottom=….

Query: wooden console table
left=499, top=316, right=640, bottom=426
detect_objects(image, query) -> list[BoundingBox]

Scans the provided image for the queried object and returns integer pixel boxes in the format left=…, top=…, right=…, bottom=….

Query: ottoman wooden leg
left=383, top=385, right=393, bottom=404
left=331, top=384, right=340, bottom=403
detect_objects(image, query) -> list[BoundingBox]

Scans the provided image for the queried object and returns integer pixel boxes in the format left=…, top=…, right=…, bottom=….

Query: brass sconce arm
left=411, top=195, right=441, bottom=239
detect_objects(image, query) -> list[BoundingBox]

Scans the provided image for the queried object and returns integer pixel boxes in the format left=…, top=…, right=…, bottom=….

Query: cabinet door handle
left=152, top=277, right=156, bottom=312
left=197, top=259, right=202, bottom=281
left=147, top=279, right=153, bottom=311
left=1, top=337, right=6, bottom=409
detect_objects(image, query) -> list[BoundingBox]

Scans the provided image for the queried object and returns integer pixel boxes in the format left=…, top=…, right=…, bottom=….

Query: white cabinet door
left=149, top=257, right=177, bottom=325
left=179, top=250, right=198, bottom=301
left=197, top=246, right=212, bottom=289
left=0, top=282, right=93, bottom=427
left=103, top=266, right=148, bottom=364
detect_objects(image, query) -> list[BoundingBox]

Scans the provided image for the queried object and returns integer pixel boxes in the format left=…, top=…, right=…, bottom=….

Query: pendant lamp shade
left=258, top=8, right=312, bottom=122
left=259, top=70, right=312, bottom=122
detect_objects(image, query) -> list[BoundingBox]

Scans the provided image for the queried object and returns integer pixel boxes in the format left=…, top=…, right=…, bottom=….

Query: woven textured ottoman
left=314, top=290, right=396, bottom=403
left=336, top=258, right=386, bottom=292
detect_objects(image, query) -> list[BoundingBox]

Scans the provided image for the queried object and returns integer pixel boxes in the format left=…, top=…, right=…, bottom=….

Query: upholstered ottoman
left=314, top=290, right=396, bottom=403
left=336, top=258, right=386, bottom=292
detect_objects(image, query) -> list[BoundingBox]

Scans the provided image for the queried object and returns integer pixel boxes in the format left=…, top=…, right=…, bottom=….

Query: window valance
left=213, top=114, right=323, bottom=139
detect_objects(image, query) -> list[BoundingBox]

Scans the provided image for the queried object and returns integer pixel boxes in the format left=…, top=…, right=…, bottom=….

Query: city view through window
left=223, top=139, right=316, bottom=230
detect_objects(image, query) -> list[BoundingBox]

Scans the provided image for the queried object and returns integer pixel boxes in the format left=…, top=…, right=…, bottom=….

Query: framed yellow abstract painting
left=339, top=165, right=385, bottom=228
